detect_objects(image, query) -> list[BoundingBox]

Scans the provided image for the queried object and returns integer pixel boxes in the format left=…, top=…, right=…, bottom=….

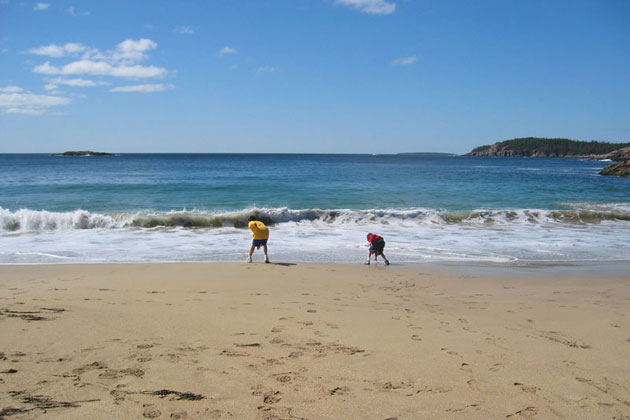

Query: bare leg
left=263, top=244, right=269, bottom=262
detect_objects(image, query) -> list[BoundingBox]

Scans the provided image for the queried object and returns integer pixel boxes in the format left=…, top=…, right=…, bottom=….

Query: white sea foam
left=0, top=207, right=117, bottom=231
left=2, top=205, right=630, bottom=234
left=1, top=205, right=630, bottom=264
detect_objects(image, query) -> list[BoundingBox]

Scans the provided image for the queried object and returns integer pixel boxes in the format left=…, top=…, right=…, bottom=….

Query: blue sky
left=1, top=0, right=629, bottom=153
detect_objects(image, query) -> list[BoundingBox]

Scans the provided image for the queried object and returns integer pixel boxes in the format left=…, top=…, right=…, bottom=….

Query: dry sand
left=0, top=262, right=629, bottom=419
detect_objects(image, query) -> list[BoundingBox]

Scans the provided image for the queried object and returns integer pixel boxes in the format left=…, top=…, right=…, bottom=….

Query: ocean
left=1, top=153, right=629, bottom=265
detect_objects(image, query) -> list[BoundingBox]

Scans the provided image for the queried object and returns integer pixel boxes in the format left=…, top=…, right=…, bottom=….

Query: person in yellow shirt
left=247, top=215, right=270, bottom=263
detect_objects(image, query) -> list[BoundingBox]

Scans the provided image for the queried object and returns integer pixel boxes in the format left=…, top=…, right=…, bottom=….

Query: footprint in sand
left=379, top=381, right=413, bottom=391
left=99, top=367, right=145, bottom=379
left=269, top=337, right=284, bottom=345
left=72, top=361, right=107, bottom=374
left=506, top=406, right=538, bottom=418
left=252, top=385, right=282, bottom=404
left=137, top=344, right=155, bottom=349
left=142, top=405, right=161, bottom=418
left=274, top=374, right=293, bottom=383
left=329, top=386, right=350, bottom=396
left=489, top=363, right=503, bottom=372
left=513, top=382, right=538, bottom=394
left=219, top=349, right=249, bottom=357
left=445, top=403, right=480, bottom=413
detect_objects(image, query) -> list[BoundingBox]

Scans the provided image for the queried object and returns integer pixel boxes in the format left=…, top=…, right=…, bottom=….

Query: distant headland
left=466, top=137, right=630, bottom=158
left=57, top=151, right=115, bottom=156
left=465, top=137, right=630, bottom=178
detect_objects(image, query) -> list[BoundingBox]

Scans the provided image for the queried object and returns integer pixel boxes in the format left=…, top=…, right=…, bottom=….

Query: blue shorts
left=253, top=239, right=268, bottom=247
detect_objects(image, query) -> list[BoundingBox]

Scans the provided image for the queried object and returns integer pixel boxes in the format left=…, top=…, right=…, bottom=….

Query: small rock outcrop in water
left=59, top=151, right=114, bottom=156
left=598, top=146, right=630, bottom=178
left=599, top=160, right=630, bottom=178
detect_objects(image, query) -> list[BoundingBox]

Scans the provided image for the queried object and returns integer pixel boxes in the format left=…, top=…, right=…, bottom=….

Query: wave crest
left=1, top=205, right=630, bottom=232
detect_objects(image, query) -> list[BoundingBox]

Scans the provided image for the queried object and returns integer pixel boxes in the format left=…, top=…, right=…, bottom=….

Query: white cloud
left=33, top=2, right=49, bottom=10
left=219, top=46, right=238, bottom=56
left=174, top=25, right=194, bottom=35
left=27, top=42, right=87, bottom=58
left=76, top=38, right=158, bottom=64
left=110, top=83, right=174, bottom=93
left=29, top=39, right=170, bottom=106
left=0, top=86, right=23, bottom=93
left=256, top=66, right=278, bottom=73
left=31, top=38, right=168, bottom=79
left=111, top=38, right=157, bottom=63
left=0, top=91, right=71, bottom=115
left=46, top=77, right=109, bottom=88
left=34, top=60, right=168, bottom=78
left=32, top=61, right=59, bottom=74
left=335, top=0, right=395, bottom=15
left=392, top=55, right=417, bottom=65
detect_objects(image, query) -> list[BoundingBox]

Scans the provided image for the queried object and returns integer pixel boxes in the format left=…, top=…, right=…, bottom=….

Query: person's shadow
left=270, top=262, right=296, bottom=267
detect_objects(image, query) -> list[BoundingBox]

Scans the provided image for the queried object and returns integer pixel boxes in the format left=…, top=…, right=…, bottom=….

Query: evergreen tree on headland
left=468, top=137, right=630, bottom=157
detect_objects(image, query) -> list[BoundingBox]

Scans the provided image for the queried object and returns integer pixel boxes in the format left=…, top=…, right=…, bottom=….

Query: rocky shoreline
left=599, top=161, right=630, bottom=177
left=466, top=139, right=630, bottom=178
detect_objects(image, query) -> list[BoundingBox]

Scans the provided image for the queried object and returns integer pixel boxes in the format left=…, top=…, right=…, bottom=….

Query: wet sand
left=1, top=263, right=629, bottom=419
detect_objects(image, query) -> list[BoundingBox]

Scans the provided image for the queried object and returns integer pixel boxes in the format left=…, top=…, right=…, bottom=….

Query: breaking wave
left=2, top=204, right=630, bottom=233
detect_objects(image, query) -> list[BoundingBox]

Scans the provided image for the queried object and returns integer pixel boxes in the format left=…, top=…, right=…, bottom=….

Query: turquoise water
left=0, top=153, right=627, bottom=212
left=1, top=153, right=629, bottom=264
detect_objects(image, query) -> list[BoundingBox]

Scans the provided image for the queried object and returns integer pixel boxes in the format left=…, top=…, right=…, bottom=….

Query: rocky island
left=466, top=138, right=630, bottom=178
left=58, top=151, right=115, bottom=156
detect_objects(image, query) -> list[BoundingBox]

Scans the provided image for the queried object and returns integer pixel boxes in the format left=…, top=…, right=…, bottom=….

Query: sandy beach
left=1, top=262, right=629, bottom=419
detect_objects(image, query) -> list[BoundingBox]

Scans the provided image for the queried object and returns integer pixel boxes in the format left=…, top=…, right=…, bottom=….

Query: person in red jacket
left=365, top=233, right=390, bottom=265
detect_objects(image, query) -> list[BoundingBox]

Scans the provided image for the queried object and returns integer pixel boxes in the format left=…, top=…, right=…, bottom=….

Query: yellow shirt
left=248, top=220, right=269, bottom=239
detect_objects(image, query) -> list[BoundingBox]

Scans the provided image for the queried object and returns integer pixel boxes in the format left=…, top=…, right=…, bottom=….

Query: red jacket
left=367, top=234, right=383, bottom=244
